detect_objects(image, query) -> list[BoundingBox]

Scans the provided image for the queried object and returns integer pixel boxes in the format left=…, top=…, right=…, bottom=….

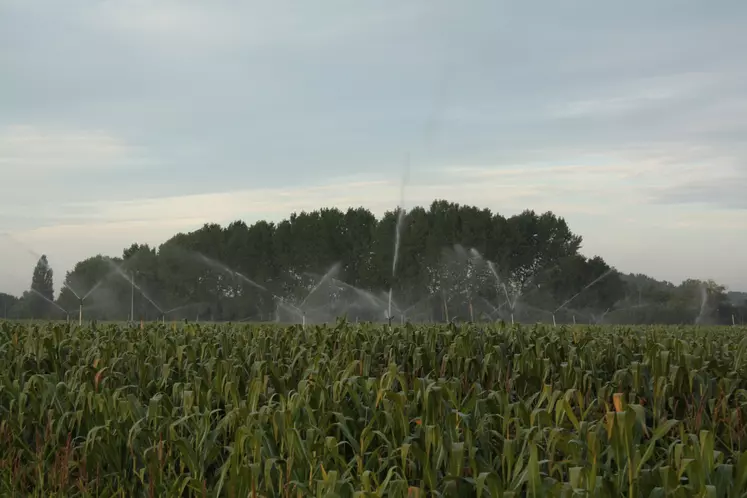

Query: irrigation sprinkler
left=274, top=296, right=307, bottom=327
left=29, top=288, right=69, bottom=320
left=553, top=269, right=616, bottom=319
left=64, top=265, right=126, bottom=325
left=107, top=266, right=164, bottom=322
left=59, top=282, right=85, bottom=324
left=162, top=301, right=205, bottom=324
left=552, top=314, right=557, bottom=327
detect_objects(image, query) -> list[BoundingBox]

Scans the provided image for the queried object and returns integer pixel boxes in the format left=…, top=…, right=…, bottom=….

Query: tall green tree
left=29, top=254, right=55, bottom=318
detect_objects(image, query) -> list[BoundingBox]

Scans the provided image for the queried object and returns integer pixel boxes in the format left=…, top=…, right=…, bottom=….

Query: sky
left=1, top=0, right=746, bottom=296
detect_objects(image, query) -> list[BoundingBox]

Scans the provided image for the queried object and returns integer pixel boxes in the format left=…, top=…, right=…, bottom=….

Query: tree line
left=1, top=200, right=745, bottom=324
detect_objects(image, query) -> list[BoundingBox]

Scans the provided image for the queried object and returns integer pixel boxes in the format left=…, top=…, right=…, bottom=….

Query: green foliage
left=6, top=201, right=745, bottom=323
left=0, top=293, right=18, bottom=319
left=2, top=321, right=747, bottom=496
left=25, top=255, right=56, bottom=319
left=13, top=201, right=629, bottom=322
left=31, top=255, right=54, bottom=300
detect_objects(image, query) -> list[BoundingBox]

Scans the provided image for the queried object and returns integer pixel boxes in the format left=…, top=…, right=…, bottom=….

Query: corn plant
left=1, top=320, right=747, bottom=496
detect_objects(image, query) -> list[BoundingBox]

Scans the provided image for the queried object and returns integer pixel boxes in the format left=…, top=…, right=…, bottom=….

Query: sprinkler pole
left=130, top=271, right=134, bottom=322
left=78, top=298, right=83, bottom=326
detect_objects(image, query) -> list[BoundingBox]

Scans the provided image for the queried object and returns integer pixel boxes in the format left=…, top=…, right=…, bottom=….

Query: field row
left=1, top=321, right=747, bottom=496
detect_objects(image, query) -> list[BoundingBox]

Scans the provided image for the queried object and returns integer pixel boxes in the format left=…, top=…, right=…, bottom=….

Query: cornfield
left=2, top=321, right=747, bottom=497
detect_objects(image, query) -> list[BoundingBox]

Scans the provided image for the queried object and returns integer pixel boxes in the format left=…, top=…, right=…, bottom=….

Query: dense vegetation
left=2, top=320, right=747, bottom=496
left=2, top=200, right=745, bottom=324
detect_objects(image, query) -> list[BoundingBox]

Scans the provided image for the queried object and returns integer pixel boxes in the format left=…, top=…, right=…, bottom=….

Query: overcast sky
left=1, top=0, right=746, bottom=296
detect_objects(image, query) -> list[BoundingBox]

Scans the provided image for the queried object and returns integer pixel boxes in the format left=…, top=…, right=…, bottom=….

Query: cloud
left=638, top=142, right=747, bottom=210
left=14, top=163, right=642, bottom=233
left=651, top=174, right=747, bottom=210
left=0, top=125, right=160, bottom=221
left=548, top=72, right=721, bottom=119
left=440, top=149, right=742, bottom=206
left=87, top=1, right=235, bottom=40
left=0, top=125, right=153, bottom=172
left=80, top=0, right=429, bottom=56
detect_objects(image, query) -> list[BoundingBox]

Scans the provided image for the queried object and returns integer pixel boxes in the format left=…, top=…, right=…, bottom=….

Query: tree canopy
left=13, top=255, right=57, bottom=319
left=0, top=293, right=17, bottom=319
left=2, top=200, right=744, bottom=324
